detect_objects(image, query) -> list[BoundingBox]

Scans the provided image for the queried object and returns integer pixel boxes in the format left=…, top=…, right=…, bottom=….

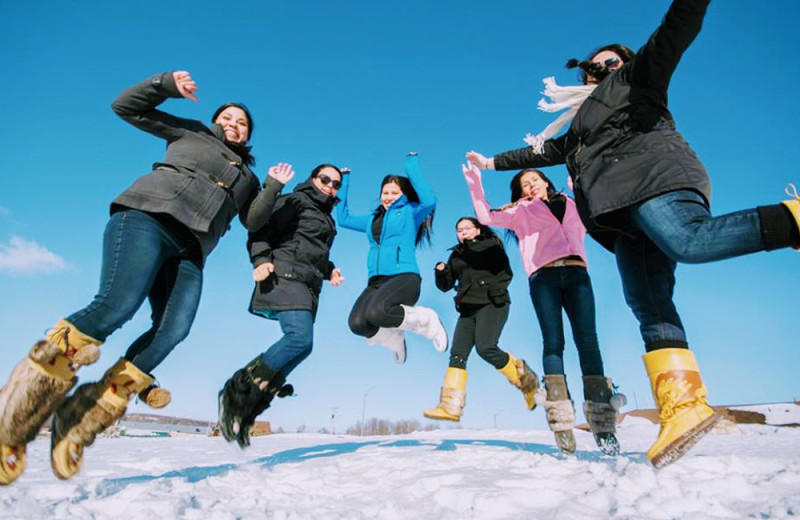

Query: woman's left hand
left=329, top=268, right=345, bottom=286
left=268, top=163, right=295, bottom=185
left=461, top=162, right=482, bottom=187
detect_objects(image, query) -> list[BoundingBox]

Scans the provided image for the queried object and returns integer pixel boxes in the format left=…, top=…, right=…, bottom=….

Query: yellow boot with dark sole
left=0, top=319, right=101, bottom=485
left=51, top=358, right=152, bottom=480
left=423, top=368, right=467, bottom=421
left=643, top=348, right=719, bottom=468
left=498, top=354, right=539, bottom=410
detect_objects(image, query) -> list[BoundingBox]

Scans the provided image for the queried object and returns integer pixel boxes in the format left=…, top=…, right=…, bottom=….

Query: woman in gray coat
left=0, top=70, right=291, bottom=484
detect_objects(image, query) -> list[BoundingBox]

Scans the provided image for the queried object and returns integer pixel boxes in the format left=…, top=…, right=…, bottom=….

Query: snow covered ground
left=2, top=411, right=799, bottom=519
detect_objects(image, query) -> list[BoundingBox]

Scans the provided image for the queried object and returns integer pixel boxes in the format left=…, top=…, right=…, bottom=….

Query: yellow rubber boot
left=498, top=354, right=539, bottom=410
left=423, top=368, right=467, bottom=421
left=0, top=319, right=102, bottom=485
left=782, top=183, right=800, bottom=250
left=51, top=359, right=153, bottom=480
left=643, top=348, right=719, bottom=468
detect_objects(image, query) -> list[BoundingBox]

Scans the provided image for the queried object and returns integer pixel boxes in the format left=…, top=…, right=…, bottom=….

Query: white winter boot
left=398, top=305, right=448, bottom=353
left=366, top=328, right=407, bottom=364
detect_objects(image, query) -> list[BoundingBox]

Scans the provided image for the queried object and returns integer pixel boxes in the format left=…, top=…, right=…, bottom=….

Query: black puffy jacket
left=494, top=0, right=711, bottom=250
left=435, top=234, right=513, bottom=312
left=111, top=72, right=281, bottom=260
left=248, top=180, right=338, bottom=312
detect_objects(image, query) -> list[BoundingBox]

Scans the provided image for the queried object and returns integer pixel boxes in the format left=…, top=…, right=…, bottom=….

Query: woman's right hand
left=461, top=162, right=482, bottom=187
left=268, top=163, right=295, bottom=185
left=172, top=71, right=198, bottom=102
left=253, top=262, right=275, bottom=282
left=466, top=151, right=493, bottom=170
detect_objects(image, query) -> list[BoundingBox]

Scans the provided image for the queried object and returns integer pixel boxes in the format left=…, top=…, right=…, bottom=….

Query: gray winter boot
left=542, top=374, right=576, bottom=454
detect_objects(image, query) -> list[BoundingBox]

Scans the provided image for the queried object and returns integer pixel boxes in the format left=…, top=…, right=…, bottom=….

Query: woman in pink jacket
left=463, top=161, right=622, bottom=456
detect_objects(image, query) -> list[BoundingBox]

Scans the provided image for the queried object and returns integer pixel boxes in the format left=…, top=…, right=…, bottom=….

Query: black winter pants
left=448, top=303, right=510, bottom=370
left=348, top=273, right=421, bottom=338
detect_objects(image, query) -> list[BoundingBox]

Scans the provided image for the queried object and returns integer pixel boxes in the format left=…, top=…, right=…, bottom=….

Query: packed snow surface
left=2, top=414, right=799, bottom=519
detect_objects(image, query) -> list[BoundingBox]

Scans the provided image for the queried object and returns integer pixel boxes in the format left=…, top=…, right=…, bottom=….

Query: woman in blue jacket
left=337, top=153, right=447, bottom=364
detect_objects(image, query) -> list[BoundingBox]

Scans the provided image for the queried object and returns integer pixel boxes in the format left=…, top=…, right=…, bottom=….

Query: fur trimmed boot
left=218, top=355, right=292, bottom=449
left=498, top=354, right=539, bottom=410
left=398, top=305, right=449, bottom=353
left=643, top=348, right=719, bottom=468
left=782, top=182, right=800, bottom=250
left=138, top=383, right=172, bottom=409
left=541, top=374, right=576, bottom=454
left=50, top=358, right=152, bottom=480
left=366, top=328, right=407, bottom=364
left=423, top=368, right=467, bottom=421
left=0, top=319, right=101, bottom=485
left=582, top=376, right=622, bottom=456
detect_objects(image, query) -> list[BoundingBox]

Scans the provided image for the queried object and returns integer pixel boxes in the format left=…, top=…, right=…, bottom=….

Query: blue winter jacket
left=337, top=154, right=436, bottom=279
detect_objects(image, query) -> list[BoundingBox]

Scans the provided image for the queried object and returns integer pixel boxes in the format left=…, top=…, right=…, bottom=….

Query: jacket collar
left=294, top=180, right=339, bottom=213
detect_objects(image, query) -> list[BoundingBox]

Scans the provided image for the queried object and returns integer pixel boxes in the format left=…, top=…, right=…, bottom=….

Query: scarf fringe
left=523, top=77, right=596, bottom=153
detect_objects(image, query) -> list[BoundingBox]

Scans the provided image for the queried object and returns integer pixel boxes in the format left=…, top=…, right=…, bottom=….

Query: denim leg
left=615, top=230, right=687, bottom=350
left=631, top=190, right=765, bottom=263
left=529, top=269, right=566, bottom=375
left=125, top=257, right=203, bottom=374
left=560, top=268, right=604, bottom=376
left=260, top=310, right=314, bottom=379
left=67, top=211, right=174, bottom=341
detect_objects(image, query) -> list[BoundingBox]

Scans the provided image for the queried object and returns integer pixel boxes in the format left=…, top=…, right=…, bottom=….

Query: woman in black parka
left=423, top=217, right=538, bottom=423
left=218, top=164, right=344, bottom=449
left=467, top=0, right=800, bottom=467
left=0, top=71, right=290, bottom=484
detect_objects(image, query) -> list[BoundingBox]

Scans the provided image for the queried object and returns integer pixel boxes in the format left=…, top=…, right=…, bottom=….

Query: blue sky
left=1, top=0, right=798, bottom=433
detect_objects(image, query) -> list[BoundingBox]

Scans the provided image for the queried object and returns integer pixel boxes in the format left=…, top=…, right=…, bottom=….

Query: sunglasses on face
left=317, top=174, right=341, bottom=189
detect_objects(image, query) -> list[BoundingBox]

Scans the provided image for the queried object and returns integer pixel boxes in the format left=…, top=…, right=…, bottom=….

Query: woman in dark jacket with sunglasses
left=466, top=0, right=800, bottom=468
left=423, top=217, right=539, bottom=424
left=218, top=164, right=344, bottom=448
left=0, top=70, right=291, bottom=484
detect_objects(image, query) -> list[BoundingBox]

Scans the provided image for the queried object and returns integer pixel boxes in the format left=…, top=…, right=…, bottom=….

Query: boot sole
left=423, top=411, right=460, bottom=422
left=0, top=444, right=26, bottom=485
left=649, top=412, right=721, bottom=468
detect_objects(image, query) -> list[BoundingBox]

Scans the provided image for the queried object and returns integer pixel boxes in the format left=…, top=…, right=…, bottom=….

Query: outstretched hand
left=329, top=268, right=345, bottom=286
left=172, top=71, right=198, bottom=102
left=461, top=162, right=482, bottom=187
left=268, top=163, right=295, bottom=185
left=253, top=262, right=275, bottom=282
left=465, top=151, right=490, bottom=170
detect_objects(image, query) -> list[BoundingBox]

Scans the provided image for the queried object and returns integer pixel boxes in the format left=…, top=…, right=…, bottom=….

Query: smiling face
left=311, top=166, right=342, bottom=197
left=214, top=106, right=250, bottom=144
left=586, top=50, right=624, bottom=85
left=381, top=181, right=404, bottom=209
left=456, top=219, right=480, bottom=243
left=519, top=171, right=549, bottom=201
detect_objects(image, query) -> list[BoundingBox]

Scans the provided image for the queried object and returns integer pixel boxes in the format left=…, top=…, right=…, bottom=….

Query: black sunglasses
left=317, top=174, right=341, bottom=189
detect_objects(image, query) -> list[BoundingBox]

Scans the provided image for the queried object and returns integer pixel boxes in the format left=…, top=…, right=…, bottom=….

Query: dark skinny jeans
left=348, top=273, right=421, bottom=338
left=448, top=303, right=510, bottom=370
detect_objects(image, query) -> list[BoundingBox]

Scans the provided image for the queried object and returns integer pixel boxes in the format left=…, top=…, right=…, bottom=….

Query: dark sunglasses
left=317, top=174, right=341, bottom=189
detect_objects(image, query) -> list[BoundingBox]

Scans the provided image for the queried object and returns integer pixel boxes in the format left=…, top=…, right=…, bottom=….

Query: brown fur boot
left=582, top=376, right=621, bottom=456
left=542, top=374, right=576, bottom=454
left=0, top=320, right=101, bottom=485
left=50, top=358, right=152, bottom=480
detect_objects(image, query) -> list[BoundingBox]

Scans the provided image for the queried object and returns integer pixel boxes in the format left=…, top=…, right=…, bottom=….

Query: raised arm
left=404, top=153, right=437, bottom=223
left=241, top=163, right=295, bottom=231
left=467, top=134, right=569, bottom=173
left=462, top=162, right=517, bottom=230
left=335, top=171, right=372, bottom=233
left=111, top=71, right=206, bottom=142
left=629, top=0, right=711, bottom=90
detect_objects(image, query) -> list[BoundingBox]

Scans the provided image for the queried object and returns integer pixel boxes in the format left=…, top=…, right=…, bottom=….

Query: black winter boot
left=217, top=356, right=292, bottom=448
left=582, top=375, right=622, bottom=456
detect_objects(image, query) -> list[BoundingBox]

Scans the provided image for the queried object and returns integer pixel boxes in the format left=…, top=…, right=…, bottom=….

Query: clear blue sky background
left=1, top=1, right=798, bottom=433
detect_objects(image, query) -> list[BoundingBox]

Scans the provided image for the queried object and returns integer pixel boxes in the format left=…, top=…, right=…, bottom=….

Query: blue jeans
left=67, top=210, right=203, bottom=374
left=529, top=266, right=604, bottom=376
left=259, top=310, right=314, bottom=379
left=615, top=190, right=766, bottom=350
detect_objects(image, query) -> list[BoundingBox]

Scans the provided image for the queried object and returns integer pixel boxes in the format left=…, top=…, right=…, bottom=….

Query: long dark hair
left=212, top=102, right=256, bottom=166
left=455, top=217, right=501, bottom=246
left=374, top=175, right=434, bottom=247
left=505, top=169, right=562, bottom=243
left=566, top=43, right=635, bottom=84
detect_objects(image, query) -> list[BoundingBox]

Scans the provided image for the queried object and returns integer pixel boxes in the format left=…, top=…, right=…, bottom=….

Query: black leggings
left=448, top=303, right=510, bottom=370
left=348, top=273, right=421, bottom=338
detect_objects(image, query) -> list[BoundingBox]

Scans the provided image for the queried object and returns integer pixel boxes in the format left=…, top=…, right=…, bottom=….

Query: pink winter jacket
left=467, top=179, right=588, bottom=278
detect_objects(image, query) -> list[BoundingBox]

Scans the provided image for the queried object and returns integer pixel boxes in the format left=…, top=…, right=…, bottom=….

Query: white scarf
left=523, top=77, right=596, bottom=154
